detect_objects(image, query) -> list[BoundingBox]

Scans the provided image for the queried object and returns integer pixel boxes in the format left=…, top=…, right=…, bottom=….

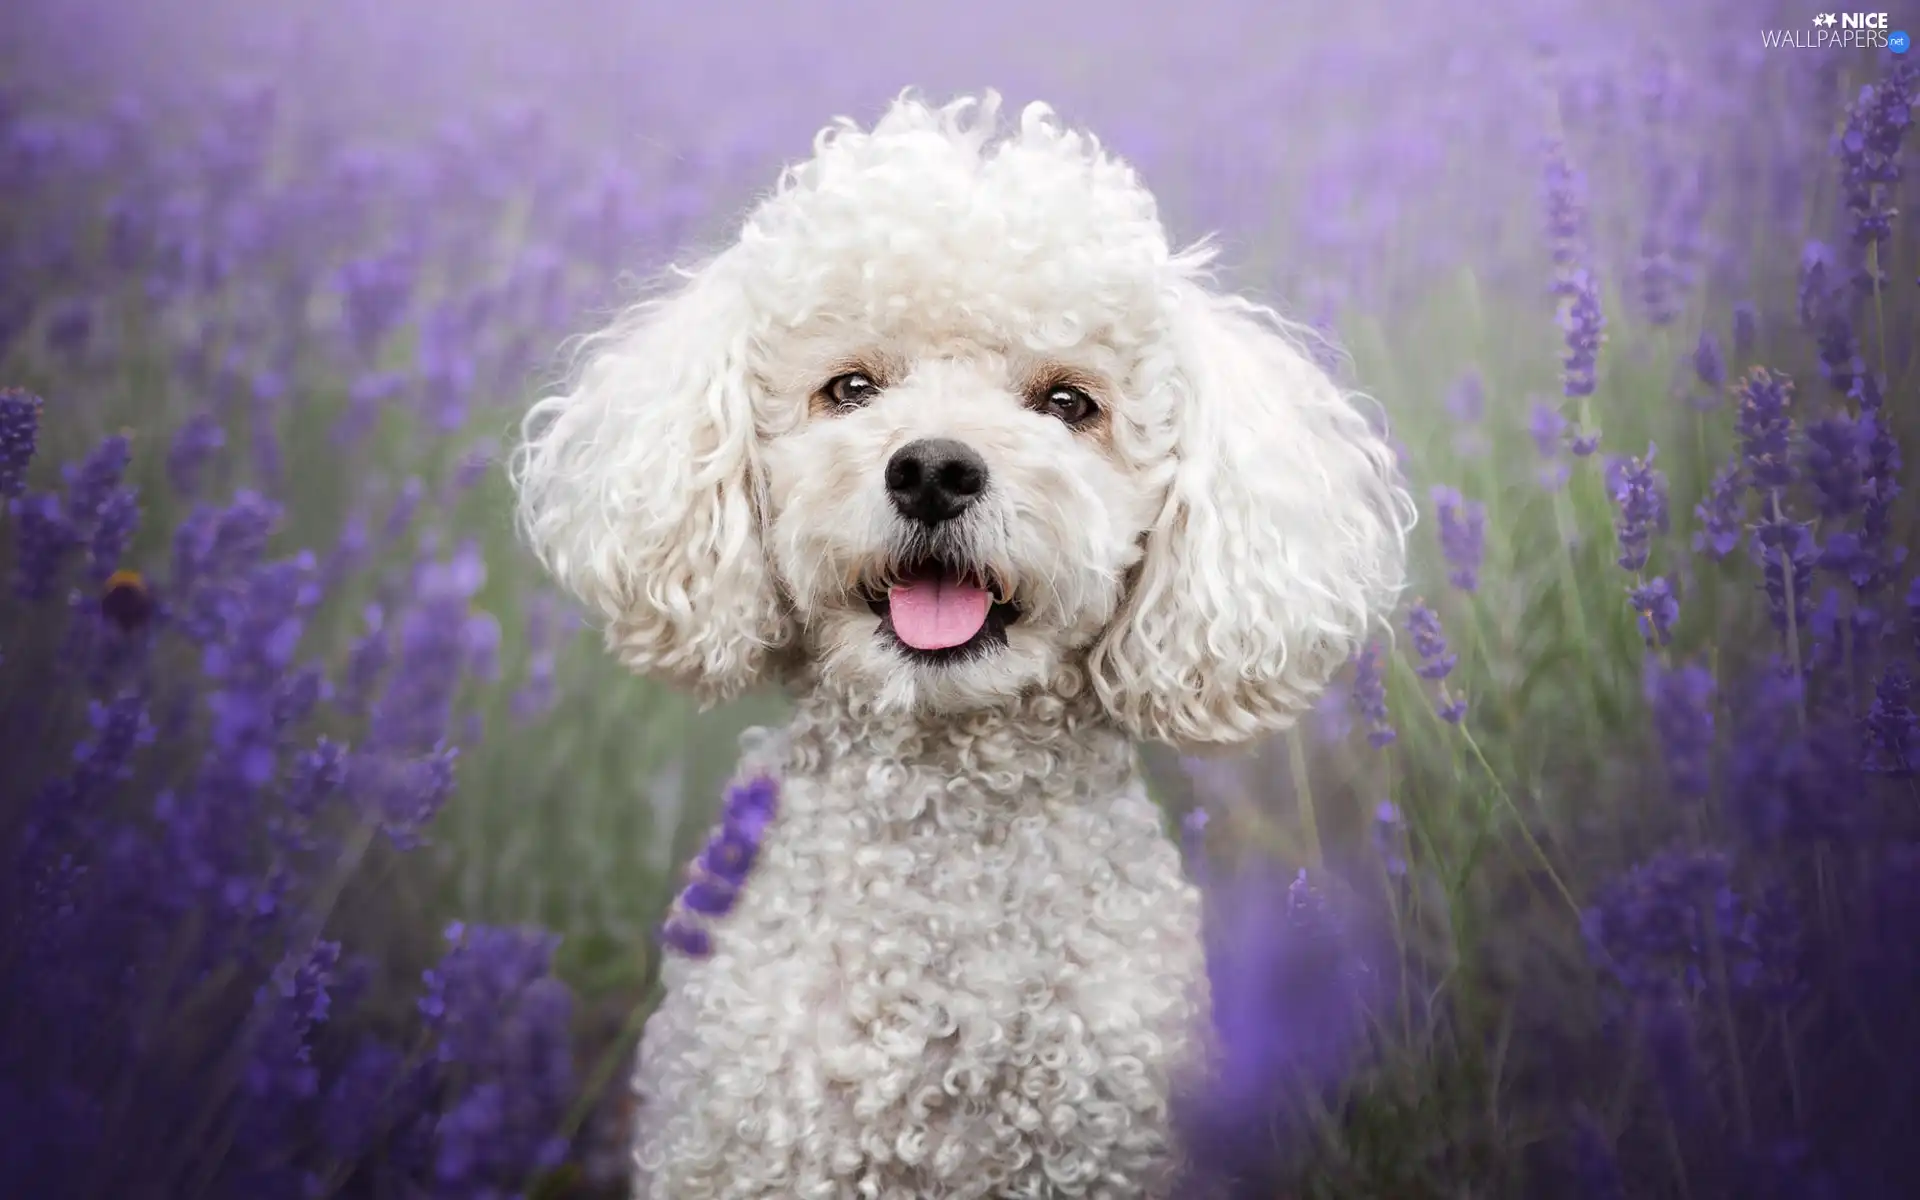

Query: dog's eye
left=822, top=372, right=879, bottom=410
left=1040, top=384, right=1099, bottom=427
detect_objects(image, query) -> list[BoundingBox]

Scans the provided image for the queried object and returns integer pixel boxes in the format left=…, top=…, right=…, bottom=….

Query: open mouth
left=863, top=558, right=1021, bottom=665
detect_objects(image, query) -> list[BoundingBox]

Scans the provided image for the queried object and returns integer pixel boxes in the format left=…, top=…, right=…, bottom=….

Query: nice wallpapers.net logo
left=1762, top=12, right=1911, bottom=50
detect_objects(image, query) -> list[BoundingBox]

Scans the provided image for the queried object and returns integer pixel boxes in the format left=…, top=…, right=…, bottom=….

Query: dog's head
left=512, top=93, right=1411, bottom=748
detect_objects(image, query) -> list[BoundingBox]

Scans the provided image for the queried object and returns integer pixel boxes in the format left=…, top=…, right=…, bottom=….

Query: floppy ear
left=510, top=257, right=791, bottom=705
left=1089, top=279, right=1412, bottom=749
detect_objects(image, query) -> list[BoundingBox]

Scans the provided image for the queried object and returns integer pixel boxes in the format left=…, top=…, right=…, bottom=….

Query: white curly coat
left=512, top=92, right=1411, bottom=1200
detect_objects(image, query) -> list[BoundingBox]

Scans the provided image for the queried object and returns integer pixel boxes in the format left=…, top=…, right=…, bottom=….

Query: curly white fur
left=512, top=92, right=1412, bottom=1199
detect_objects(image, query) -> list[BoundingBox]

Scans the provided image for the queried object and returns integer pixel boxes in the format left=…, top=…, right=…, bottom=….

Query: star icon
left=1814, top=12, right=1837, bottom=26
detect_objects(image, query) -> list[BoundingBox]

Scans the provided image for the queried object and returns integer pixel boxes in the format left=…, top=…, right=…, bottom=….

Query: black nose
left=885, top=438, right=988, bottom=525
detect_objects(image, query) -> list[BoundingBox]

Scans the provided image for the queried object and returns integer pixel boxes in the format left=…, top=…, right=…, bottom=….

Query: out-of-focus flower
left=1181, top=808, right=1211, bottom=880
left=662, top=778, right=780, bottom=957
left=1445, top=368, right=1488, bottom=457
left=0, top=387, right=41, bottom=498
left=1729, top=663, right=1859, bottom=844
left=166, top=411, right=227, bottom=499
left=1175, top=864, right=1381, bottom=1194
left=1863, top=664, right=1918, bottom=778
left=1431, top=485, right=1486, bottom=592
left=1350, top=642, right=1396, bottom=747
left=417, top=923, right=575, bottom=1188
left=1583, top=846, right=1795, bottom=1004
left=1371, top=801, right=1406, bottom=878
left=1406, top=600, right=1466, bottom=723
left=1692, top=328, right=1726, bottom=394
left=1644, top=658, right=1714, bottom=801
left=1692, top=459, right=1745, bottom=559
left=1732, top=303, right=1759, bottom=355
left=1530, top=399, right=1572, bottom=489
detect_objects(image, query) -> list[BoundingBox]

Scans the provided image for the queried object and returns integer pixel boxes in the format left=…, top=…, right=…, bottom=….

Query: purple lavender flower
left=1407, top=601, right=1457, bottom=681
left=662, top=778, right=781, bottom=956
left=1803, top=410, right=1865, bottom=519
left=1835, top=62, right=1918, bottom=291
left=1608, top=443, right=1667, bottom=573
left=1737, top=367, right=1797, bottom=497
left=1444, top=369, right=1487, bottom=457
left=1529, top=400, right=1568, bottom=458
left=8, top=491, right=76, bottom=600
left=1313, top=680, right=1353, bottom=743
left=1543, top=138, right=1592, bottom=285
left=1731, top=303, right=1758, bottom=355
left=1371, top=801, right=1407, bottom=879
left=416, top=924, right=574, bottom=1189
left=1175, top=864, right=1380, bottom=1193
left=46, top=297, right=92, bottom=358
left=367, top=543, right=487, bottom=756
left=341, top=604, right=390, bottom=715
left=1692, top=328, right=1726, bottom=394
left=1644, top=658, right=1714, bottom=801
left=1525, top=407, right=1570, bottom=490
left=1629, top=577, right=1679, bottom=647
left=1444, top=369, right=1485, bottom=424
left=0, top=387, right=41, bottom=498
left=337, top=249, right=417, bottom=361
left=1405, top=600, right=1466, bottom=723
left=1863, top=664, right=1918, bottom=778
left=1798, top=242, right=1861, bottom=396
left=1842, top=381, right=1906, bottom=597
left=1430, top=485, right=1486, bottom=592
left=381, top=476, right=427, bottom=546
left=1751, top=516, right=1816, bottom=639
left=241, top=938, right=343, bottom=1115
left=1729, top=664, right=1859, bottom=843
left=1350, top=642, right=1396, bottom=747
left=1559, top=267, right=1606, bottom=400
left=1692, top=459, right=1745, bottom=560
left=168, top=491, right=281, bottom=644
left=658, top=918, right=713, bottom=958
left=61, top=433, right=131, bottom=534
left=511, top=591, right=569, bottom=723
left=166, top=411, right=226, bottom=499
left=1583, top=846, right=1788, bottom=1002
left=463, top=610, right=503, bottom=685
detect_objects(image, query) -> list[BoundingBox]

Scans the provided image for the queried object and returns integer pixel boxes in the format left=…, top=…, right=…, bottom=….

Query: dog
left=511, top=91, right=1410, bottom=1200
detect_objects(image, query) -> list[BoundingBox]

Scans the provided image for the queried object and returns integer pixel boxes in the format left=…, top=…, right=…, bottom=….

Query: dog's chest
left=665, top=770, right=1204, bottom=1190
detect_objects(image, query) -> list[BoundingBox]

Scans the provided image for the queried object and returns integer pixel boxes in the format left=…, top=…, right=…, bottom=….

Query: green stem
left=1459, top=724, right=1580, bottom=917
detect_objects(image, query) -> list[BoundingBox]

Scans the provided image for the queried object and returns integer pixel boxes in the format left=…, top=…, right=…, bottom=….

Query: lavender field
left=1, top=0, right=1915, bottom=1196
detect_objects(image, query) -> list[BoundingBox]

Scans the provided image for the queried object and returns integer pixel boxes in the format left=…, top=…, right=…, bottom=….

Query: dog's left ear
left=1089, top=279, right=1412, bottom=749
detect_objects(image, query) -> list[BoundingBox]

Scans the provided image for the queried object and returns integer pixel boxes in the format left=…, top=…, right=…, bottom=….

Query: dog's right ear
left=510, top=256, right=791, bottom=705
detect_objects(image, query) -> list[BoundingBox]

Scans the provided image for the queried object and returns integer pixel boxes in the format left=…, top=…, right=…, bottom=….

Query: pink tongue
left=889, top=578, right=992, bottom=650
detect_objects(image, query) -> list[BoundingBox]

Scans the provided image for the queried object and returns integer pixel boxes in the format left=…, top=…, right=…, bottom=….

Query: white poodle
left=511, top=92, right=1410, bottom=1200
